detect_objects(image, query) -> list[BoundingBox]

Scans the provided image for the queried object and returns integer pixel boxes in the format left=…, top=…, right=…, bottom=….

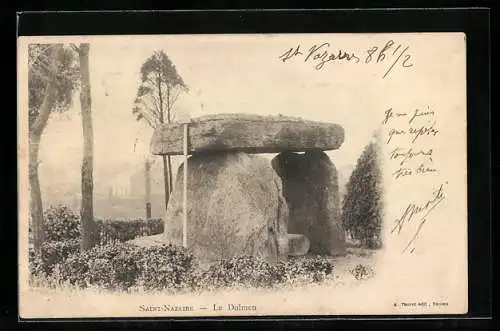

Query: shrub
left=55, top=241, right=196, bottom=292
left=195, top=255, right=335, bottom=291
left=196, top=256, right=277, bottom=290
left=53, top=250, right=91, bottom=288
left=44, top=205, right=80, bottom=241
left=29, top=239, right=80, bottom=278
left=135, top=245, right=197, bottom=292
left=285, top=256, right=334, bottom=283
left=350, top=263, right=375, bottom=280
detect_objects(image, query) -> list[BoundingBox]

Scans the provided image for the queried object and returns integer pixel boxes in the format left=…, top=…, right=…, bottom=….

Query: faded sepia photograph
left=18, top=33, right=468, bottom=318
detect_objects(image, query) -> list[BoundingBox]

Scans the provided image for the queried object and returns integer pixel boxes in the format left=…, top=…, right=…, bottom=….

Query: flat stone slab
left=150, top=114, right=344, bottom=155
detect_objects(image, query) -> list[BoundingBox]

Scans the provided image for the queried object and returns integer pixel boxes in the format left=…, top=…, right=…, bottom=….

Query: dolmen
left=129, top=114, right=346, bottom=263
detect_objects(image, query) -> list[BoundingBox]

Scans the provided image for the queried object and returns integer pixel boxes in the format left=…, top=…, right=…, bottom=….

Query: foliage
left=350, top=264, right=375, bottom=280
left=28, top=44, right=80, bottom=128
left=29, top=205, right=344, bottom=293
left=44, top=205, right=80, bottom=241
left=195, top=255, right=335, bottom=290
left=29, top=239, right=80, bottom=278
left=38, top=205, right=164, bottom=244
left=53, top=242, right=196, bottom=292
left=29, top=241, right=336, bottom=293
left=341, top=141, right=383, bottom=249
left=135, top=245, right=197, bottom=292
left=132, top=50, right=189, bottom=127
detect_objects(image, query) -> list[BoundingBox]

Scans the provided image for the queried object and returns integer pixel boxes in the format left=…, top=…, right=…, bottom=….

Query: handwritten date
left=279, top=40, right=414, bottom=78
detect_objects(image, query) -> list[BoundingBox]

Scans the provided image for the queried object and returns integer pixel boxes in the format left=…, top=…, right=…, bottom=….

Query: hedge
left=95, top=218, right=163, bottom=244
left=35, top=205, right=164, bottom=245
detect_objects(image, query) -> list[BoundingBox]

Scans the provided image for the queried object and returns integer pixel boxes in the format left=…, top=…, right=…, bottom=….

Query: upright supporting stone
left=272, top=150, right=346, bottom=256
left=163, top=152, right=289, bottom=263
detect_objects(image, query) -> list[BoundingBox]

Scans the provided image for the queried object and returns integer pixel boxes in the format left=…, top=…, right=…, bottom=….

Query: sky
left=21, top=34, right=448, bottom=197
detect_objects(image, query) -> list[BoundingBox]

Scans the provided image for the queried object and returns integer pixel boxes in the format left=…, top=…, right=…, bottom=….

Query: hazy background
left=33, top=35, right=389, bottom=218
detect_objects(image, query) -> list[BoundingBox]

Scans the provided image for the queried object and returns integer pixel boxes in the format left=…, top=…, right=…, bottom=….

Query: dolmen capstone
left=129, top=113, right=345, bottom=263
left=150, top=114, right=344, bottom=155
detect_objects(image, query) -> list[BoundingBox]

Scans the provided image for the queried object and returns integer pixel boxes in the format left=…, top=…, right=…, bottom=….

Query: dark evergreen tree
left=341, top=140, right=383, bottom=249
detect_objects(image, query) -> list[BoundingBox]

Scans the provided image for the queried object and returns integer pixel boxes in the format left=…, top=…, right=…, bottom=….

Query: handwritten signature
left=391, top=182, right=447, bottom=253
left=278, top=40, right=414, bottom=78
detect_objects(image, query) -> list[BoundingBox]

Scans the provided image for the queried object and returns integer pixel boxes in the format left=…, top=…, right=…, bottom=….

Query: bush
left=29, top=239, right=80, bottom=278
left=195, top=255, right=335, bottom=290
left=350, top=264, right=375, bottom=280
left=136, top=245, right=197, bottom=292
left=55, top=242, right=196, bottom=292
left=44, top=205, right=80, bottom=241
left=53, top=251, right=90, bottom=288
left=196, top=256, right=278, bottom=290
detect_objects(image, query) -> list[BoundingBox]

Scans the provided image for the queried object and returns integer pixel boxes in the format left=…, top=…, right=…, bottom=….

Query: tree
left=133, top=50, right=189, bottom=211
left=72, top=43, right=96, bottom=251
left=341, top=139, right=383, bottom=249
left=28, top=44, right=79, bottom=252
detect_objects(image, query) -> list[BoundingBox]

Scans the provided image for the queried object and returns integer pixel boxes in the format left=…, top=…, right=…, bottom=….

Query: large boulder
left=162, top=152, right=289, bottom=263
left=150, top=114, right=344, bottom=155
left=271, top=151, right=346, bottom=256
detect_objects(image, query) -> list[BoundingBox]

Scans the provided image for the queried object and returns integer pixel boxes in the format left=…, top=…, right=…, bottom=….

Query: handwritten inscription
left=279, top=40, right=414, bottom=78
left=383, top=104, right=443, bottom=253
left=382, top=106, right=439, bottom=179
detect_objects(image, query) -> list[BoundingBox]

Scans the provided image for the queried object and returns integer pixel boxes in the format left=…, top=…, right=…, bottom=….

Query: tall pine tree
left=132, top=50, right=189, bottom=212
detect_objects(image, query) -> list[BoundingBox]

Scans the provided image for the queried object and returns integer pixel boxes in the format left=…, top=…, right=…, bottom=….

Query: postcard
left=18, top=33, right=467, bottom=318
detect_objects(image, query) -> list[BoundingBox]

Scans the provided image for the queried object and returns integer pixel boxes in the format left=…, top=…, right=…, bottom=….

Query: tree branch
left=140, top=95, right=162, bottom=120
left=135, top=105, right=158, bottom=128
left=170, top=89, right=181, bottom=110
left=144, top=75, right=157, bottom=88
left=29, top=45, right=62, bottom=135
left=147, top=93, right=162, bottom=116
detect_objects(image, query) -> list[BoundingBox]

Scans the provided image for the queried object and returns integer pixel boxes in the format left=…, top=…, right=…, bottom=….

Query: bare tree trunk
left=78, top=44, right=96, bottom=251
left=29, top=133, right=44, bottom=251
left=162, top=155, right=170, bottom=211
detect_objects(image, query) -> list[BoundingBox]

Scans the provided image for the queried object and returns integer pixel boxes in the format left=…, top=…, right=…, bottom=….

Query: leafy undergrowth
left=29, top=240, right=376, bottom=295
left=28, top=206, right=377, bottom=297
